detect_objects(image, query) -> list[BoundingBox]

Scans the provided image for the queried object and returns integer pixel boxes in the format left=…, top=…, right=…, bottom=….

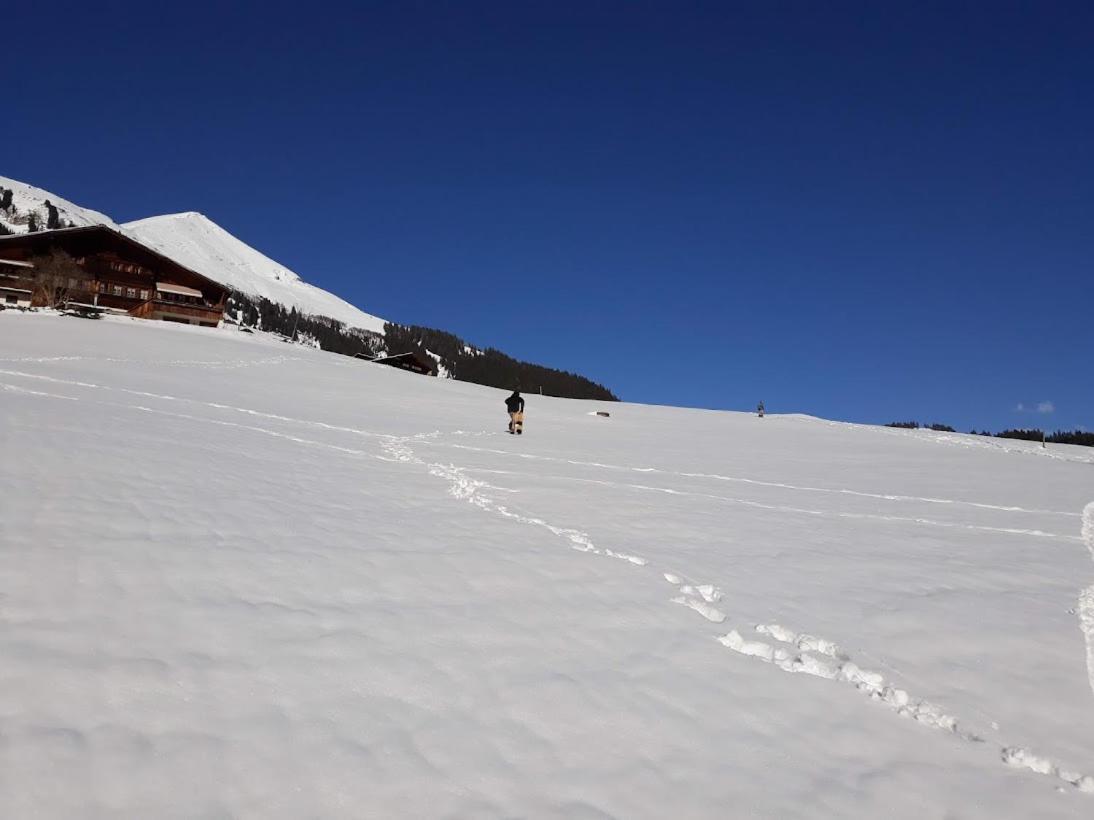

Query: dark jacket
left=505, top=393, right=525, bottom=413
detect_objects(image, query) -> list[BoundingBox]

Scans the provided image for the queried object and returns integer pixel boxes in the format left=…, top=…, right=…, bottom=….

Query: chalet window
left=140, top=289, right=150, bottom=300
left=112, top=285, right=124, bottom=297
left=4, top=294, right=16, bottom=304
left=126, top=287, right=137, bottom=298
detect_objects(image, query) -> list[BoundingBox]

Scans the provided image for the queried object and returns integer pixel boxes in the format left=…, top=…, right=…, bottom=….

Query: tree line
left=885, top=421, right=956, bottom=432
left=887, top=421, right=1093, bottom=448
left=383, top=322, right=619, bottom=401
left=226, top=292, right=383, bottom=358
left=226, top=294, right=618, bottom=401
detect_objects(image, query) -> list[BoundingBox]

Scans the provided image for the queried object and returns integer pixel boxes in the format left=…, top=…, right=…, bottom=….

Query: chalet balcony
left=130, top=298, right=223, bottom=326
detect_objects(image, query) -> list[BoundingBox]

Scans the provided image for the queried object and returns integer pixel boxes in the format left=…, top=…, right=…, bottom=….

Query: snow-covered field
left=2, top=313, right=1093, bottom=819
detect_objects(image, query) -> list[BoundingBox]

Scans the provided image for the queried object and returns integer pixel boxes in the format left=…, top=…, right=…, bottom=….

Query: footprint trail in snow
left=379, top=433, right=1094, bottom=797
left=380, top=434, right=648, bottom=568
left=9, top=366, right=1089, bottom=801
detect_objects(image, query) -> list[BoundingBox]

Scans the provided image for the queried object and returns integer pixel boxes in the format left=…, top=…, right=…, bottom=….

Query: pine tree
left=45, top=200, right=61, bottom=230
left=0, top=188, right=12, bottom=211
left=27, top=213, right=39, bottom=232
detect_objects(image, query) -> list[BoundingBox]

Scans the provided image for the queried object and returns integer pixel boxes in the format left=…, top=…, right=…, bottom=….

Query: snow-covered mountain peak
left=123, top=212, right=385, bottom=333
left=0, top=175, right=119, bottom=234
left=124, top=211, right=303, bottom=286
left=157, top=211, right=210, bottom=222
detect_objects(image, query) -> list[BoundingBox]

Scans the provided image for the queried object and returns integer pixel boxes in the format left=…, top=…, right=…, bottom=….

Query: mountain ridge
left=123, top=211, right=387, bottom=335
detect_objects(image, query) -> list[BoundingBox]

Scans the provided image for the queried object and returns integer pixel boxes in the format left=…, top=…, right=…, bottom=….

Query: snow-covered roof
left=0, top=285, right=32, bottom=293
left=0, top=258, right=34, bottom=268
left=156, top=281, right=204, bottom=299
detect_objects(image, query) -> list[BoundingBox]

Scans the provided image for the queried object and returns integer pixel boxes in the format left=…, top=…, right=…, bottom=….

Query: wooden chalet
left=0, top=258, right=35, bottom=308
left=0, top=225, right=228, bottom=326
left=355, top=351, right=437, bottom=376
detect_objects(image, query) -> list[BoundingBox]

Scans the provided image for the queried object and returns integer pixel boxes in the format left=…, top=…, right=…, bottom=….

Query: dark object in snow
left=757, top=401, right=765, bottom=418
left=596, top=411, right=611, bottom=418
left=356, top=350, right=437, bottom=376
left=61, top=302, right=104, bottom=320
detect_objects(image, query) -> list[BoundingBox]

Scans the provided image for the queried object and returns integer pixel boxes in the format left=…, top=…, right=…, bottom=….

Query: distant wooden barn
left=0, top=225, right=228, bottom=326
left=356, top=351, right=437, bottom=376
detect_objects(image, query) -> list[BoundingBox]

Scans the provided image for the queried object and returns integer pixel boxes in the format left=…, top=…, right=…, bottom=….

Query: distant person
left=505, top=390, right=525, bottom=435
left=757, top=400, right=765, bottom=418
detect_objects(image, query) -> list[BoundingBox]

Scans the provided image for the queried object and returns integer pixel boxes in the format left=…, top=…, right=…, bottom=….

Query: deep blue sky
left=7, top=2, right=1092, bottom=430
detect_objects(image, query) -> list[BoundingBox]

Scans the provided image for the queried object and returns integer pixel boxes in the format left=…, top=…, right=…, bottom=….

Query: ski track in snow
left=0, top=354, right=299, bottom=369
left=459, top=467, right=1080, bottom=542
left=4, top=363, right=1094, bottom=798
left=429, top=441, right=1080, bottom=518
left=1, top=366, right=1077, bottom=522
left=0, top=382, right=80, bottom=400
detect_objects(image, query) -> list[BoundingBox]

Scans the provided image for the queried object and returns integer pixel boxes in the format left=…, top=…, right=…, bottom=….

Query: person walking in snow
left=505, top=390, right=525, bottom=435
left=757, top=400, right=765, bottom=418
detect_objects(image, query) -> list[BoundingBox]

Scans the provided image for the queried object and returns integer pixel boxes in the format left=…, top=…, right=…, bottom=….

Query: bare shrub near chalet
left=29, top=249, right=83, bottom=308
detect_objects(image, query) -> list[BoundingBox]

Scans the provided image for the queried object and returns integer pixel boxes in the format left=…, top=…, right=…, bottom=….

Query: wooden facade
left=0, top=226, right=228, bottom=326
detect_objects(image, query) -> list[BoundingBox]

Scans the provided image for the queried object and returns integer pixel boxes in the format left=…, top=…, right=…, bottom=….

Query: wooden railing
left=130, top=298, right=223, bottom=324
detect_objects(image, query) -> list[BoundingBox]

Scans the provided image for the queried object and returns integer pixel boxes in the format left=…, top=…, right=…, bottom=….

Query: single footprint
left=665, top=572, right=726, bottom=623
left=756, top=623, right=846, bottom=660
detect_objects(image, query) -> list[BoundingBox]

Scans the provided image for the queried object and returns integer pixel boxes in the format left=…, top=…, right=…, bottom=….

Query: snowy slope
left=123, top=213, right=387, bottom=334
left=0, top=175, right=120, bottom=235
left=2, top=313, right=1094, bottom=818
